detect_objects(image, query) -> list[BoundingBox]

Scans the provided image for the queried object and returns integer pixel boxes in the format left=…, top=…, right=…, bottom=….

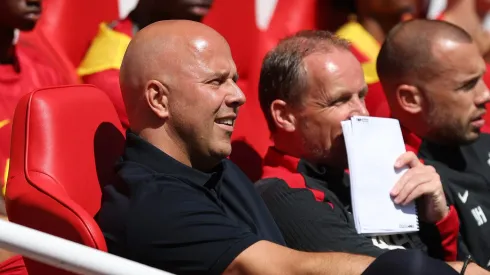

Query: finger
left=390, top=165, right=428, bottom=196
left=401, top=182, right=436, bottom=205
left=394, top=151, right=423, bottom=169
left=391, top=168, right=413, bottom=196
left=393, top=172, right=433, bottom=204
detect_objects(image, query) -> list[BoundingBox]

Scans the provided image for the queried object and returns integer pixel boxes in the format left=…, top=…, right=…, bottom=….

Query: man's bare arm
left=224, top=240, right=374, bottom=275
left=446, top=262, right=490, bottom=275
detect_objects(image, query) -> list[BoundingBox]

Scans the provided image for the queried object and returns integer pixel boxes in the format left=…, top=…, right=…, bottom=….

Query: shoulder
left=15, top=45, right=65, bottom=86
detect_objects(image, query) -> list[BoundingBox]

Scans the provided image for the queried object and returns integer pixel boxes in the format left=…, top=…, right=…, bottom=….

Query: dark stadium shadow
left=93, top=122, right=125, bottom=189
left=230, top=140, right=263, bottom=182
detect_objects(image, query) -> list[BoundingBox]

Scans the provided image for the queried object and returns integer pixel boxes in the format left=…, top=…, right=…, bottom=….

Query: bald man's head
left=377, top=19, right=490, bottom=145
left=377, top=19, right=473, bottom=91
left=119, top=20, right=245, bottom=170
left=120, top=20, right=229, bottom=111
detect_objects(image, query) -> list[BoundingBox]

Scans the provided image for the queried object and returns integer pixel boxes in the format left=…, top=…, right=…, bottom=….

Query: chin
left=211, top=144, right=232, bottom=160
left=463, top=132, right=481, bottom=145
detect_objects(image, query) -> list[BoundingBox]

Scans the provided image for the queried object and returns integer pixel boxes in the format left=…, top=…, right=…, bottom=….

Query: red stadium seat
left=5, top=85, right=125, bottom=275
left=0, top=255, right=27, bottom=275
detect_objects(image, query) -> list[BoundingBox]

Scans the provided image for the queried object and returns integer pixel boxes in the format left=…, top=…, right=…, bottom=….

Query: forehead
left=185, top=36, right=237, bottom=77
left=303, top=49, right=366, bottom=95
left=431, top=39, right=485, bottom=81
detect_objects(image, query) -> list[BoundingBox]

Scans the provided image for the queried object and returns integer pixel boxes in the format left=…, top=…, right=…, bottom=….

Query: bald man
left=97, top=20, right=462, bottom=275
left=378, top=19, right=490, bottom=269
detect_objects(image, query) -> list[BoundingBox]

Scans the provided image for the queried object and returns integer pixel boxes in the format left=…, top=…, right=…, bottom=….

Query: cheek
left=307, top=109, right=347, bottom=145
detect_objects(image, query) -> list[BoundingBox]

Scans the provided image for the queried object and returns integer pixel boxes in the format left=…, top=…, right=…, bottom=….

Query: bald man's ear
left=145, top=80, right=169, bottom=119
left=270, top=99, right=297, bottom=132
left=396, top=84, right=423, bottom=114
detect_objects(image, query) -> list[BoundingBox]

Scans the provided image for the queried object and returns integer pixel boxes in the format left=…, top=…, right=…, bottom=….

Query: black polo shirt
left=97, top=132, right=285, bottom=275
left=256, top=146, right=460, bottom=261
left=403, top=129, right=490, bottom=269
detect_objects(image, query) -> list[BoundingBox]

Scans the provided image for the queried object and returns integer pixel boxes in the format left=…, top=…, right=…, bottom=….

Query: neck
left=273, top=133, right=347, bottom=171
left=0, top=28, right=15, bottom=65
left=396, top=113, right=428, bottom=142
left=139, top=126, right=192, bottom=167
left=138, top=126, right=218, bottom=172
left=272, top=133, right=303, bottom=161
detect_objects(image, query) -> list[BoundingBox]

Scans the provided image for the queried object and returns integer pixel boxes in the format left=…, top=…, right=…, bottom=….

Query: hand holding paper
left=390, top=152, right=449, bottom=223
left=341, top=116, right=418, bottom=234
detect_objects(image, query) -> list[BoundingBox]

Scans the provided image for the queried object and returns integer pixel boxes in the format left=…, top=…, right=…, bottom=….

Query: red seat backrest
left=5, top=85, right=125, bottom=275
left=30, top=0, right=119, bottom=68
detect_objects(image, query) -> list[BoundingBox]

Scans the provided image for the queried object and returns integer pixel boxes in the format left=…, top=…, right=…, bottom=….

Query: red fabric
left=262, top=147, right=326, bottom=202
left=0, top=45, right=67, bottom=190
left=402, top=127, right=423, bottom=153
left=5, top=85, right=125, bottom=275
left=81, top=18, right=134, bottom=130
left=33, top=0, right=119, bottom=67
left=434, top=205, right=459, bottom=261
left=18, top=31, right=80, bottom=85
left=0, top=256, right=27, bottom=275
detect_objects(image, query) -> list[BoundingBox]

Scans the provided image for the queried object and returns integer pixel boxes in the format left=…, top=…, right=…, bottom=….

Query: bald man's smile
left=215, top=114, right=236, bottom=133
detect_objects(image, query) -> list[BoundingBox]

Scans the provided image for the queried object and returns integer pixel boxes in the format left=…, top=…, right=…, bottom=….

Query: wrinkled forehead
left=304, top=50, right=366, bottom=95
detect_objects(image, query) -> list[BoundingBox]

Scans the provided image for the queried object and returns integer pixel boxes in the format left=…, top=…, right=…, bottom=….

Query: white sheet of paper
left=341, top=116, right=419, bottom=235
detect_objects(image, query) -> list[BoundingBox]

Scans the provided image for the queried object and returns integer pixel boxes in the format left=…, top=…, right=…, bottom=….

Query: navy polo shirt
left=97, top=132, right=285, bottom=275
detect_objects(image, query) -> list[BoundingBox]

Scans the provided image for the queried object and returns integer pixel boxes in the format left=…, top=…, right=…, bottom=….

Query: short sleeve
left=124, top=176, right=260, bottom=275
left=257, top=178, right=387, bottom=257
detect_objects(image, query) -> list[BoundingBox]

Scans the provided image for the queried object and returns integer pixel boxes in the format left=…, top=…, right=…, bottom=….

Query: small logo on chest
left=458, top=190, right=469, bottom=204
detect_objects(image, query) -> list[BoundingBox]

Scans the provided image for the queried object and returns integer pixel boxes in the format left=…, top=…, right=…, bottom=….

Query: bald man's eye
left=459, top=77, right=479, bottom=91
left=208, top=79, right=224, bottom=86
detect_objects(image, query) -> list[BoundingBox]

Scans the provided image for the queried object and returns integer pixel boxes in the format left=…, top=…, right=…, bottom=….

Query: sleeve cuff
left=435, top=205, right=459, bottom=261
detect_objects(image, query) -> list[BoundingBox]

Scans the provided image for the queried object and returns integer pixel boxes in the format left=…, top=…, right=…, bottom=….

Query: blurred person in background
left=378, top=19, right=490, bottom=269
left=436, top=0, right=490, bottom=62
left=0, top=0, right=68, bottom=268
left=77, top=0, right=215, bottom=130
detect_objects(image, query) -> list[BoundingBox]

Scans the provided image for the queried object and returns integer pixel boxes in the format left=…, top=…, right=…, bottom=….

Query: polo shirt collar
left=401, top=126, right=423, bottom=152
left=123, top=131, right=224, bottom=188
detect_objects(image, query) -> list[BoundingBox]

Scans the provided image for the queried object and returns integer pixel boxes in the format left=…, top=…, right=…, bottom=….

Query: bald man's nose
left=225, top=81, right=246, bottom=108
left=352, top=98, right=369, bottom=116
left=476, top=82, right=490, bottom=106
